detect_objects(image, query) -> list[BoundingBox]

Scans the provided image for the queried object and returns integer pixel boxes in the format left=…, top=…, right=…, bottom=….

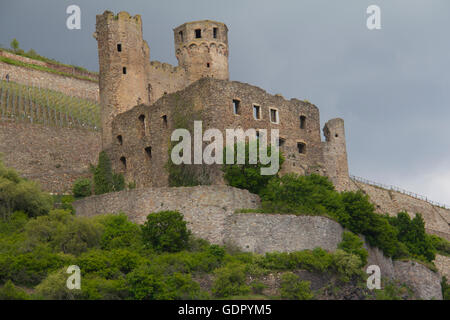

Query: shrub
left=0, top=280, right=29, bottom=300
left=212, top=263, right=250, bottom=298
left=0, top=157, right=52, bottom=219
left=93, top=151, right=114, bottom=195
left=331, top=249, right=364, bottom=282
left=34, top=268, right=83, bottom=300
left=338, top=231, right=368, bottom=267
left=430, top=235, right=450, bottom=257
left=72, top=178, right=92, bottom=198
left=250, top=281, right=267, bottom=294
left=280, top=272, right=313, bottom=300
left=95, top=214, right=143, bottom=250
left=141, top=211, right=191, bottom=253
left=222, top=141, right=284, bottom=195
left=25, top=209, right=103, bottom=255
left=442, top=276, right=450, bottom=301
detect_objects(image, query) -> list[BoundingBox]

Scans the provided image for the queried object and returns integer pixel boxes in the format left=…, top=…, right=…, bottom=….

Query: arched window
left=297, top=142, right=306, bottom=154
left=138, top=114, right=146, bottom=137
left=117, top=135, right=123, bottom=145
left=145, top=147, right=152, bottom=160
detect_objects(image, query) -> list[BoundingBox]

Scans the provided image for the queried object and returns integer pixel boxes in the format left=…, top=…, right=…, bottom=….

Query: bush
left=34, top=268, right=83, bottom=300
left=141, top=211, right=191, bottom=253
left=25, top=209, right=103, bottom=255
left=0, top=280, right=29, bottom=300
left=0, top=157, right=52, bottom=219
left=72, top=178, right=92, bottom=198
left=212, top=263, right=250, bottom=298
left=95, top=214, right=143, bottom=250
left=222, top=142, right=284, bottom=195
left=338, top=231, right=368, bottom=267
left=442, top=276, right=450, bottom=300
left=250, top=281, right=267, bottom=294
left=430, top=235, right=450, bottom=257
left=259, top=248, right=333, bottom=273
left=280, top=272, right=313, bottom=300
left=260, top=173, right=343, bottom=216
left=331, top=249, right=364, bottom=282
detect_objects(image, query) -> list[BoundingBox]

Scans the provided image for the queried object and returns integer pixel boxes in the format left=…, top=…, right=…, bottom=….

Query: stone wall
left=352, top=180, right=450, bottom=241
left=224, top=214, right=343, bottom=253
left=0, top=121, right=101, bottom=193
left=0, top=50, right=98, bottom=81
left=0, top=61, right=98, bottom=101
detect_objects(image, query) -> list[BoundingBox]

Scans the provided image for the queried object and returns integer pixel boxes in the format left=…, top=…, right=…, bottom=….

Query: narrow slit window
left=213, top=27, right=218, bottom=39
left=300, top=115, right=306, bottom=129
left=195, top=29, right=202, bottom=38
left=145, top=147, right=152, bottom=159
left=138, top=114, right=145, bottom=137
left=253, top=105, right=261, bottom=120
left=122, top=67, right=127, bottom=74
left=233, top=99, right=240, bottom=115
left=297, top=142, right=306, bottom=154
left=270, top=108, right=279, bottom=124
left=162, top=115, right=168, bottom=127
left=117, top=135, right=123, bottom=145
left=120, top=157, right=127, bottom=170
left=117, top=44, right=122, bottom=52
left=179, top=31, right=184, bottom=42
left=207, top=63, right=210, bottom=68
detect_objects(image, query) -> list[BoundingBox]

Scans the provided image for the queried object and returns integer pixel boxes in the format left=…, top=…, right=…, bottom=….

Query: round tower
left=173, top=20, right=229, bottom=84
left=322, top=118, right=352, bottom=191
left=94, top=11, right=150, bottom=148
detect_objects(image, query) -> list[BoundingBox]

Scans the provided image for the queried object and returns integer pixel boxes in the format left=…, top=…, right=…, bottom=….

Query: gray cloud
left=1, top=0, right=449, bottom=203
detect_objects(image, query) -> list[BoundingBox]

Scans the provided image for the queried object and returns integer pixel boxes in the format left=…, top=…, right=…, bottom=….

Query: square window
left=233, top=100, right=240, bottom=115
left=270, top=108, right=279, bottom=123
left=253, top=105, right=261, bottom=120
left=278, top=138, right=285, bottom=147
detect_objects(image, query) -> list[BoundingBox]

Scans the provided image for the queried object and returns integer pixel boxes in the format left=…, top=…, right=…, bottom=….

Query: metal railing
left=350, top=174, right=450, bottom=210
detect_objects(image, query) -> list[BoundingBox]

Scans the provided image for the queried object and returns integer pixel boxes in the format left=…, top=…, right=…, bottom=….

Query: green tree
left=141, top=211, right=191, bottom=253
left=338, top=231, right=368, bottom=267
left=280, top=272, right=313, bottom=300
left=222, top=141, right=284, bottom=195
left=212, top=263, right=250, bottom=298
left=72, top=178, right=92, bottom=198
left=0, top=280, right=29, bottom=300
left=93, top=151, right=114, bottom=195
left=10, top=38, right=19, bottom=52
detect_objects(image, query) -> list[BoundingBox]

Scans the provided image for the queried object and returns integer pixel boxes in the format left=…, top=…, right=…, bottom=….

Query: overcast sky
left=1, top=0, right=449, bottom=204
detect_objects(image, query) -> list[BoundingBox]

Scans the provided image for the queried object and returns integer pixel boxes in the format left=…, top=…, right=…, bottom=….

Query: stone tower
left=173, top=20, right=229, bottom=84
left=322, top=118, right=354, bottom=191
left=94, top=11, right=151, bottom=148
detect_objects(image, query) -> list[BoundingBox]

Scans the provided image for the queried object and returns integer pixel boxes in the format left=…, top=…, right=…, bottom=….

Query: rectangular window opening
left=253, top=105, right=261, bottom=120
left=213, top=28, right=218, bottom=39
left=122, top=67, right=127, bottom=74
left=145, top=147, right=152, bottom=159
left=270, top=108, right=279, bottom=123
left=300, top=115, right=306, bottom=129
left=233, top=99, right=240, bottom=115
left=195, top=29, right=202, bottom=38
left=117, top=44, right=122, bottom=52
left=179, top=31, right=184, bottom=42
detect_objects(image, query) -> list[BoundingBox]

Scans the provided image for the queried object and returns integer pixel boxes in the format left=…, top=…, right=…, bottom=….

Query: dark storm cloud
left=1, top=0, right=449, bottom=203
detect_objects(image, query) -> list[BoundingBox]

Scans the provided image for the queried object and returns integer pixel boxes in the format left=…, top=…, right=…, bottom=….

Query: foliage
left=430, top=235, right=450, bottom=257
left=338, top=231, right=368, bottom=267
left=388, top=212, right=436, bottom=262
left=92, top=151, right=125, bottom=195
left=442, top=276, right=450, bottom=300
left=280, top=272, right=313, bottom=300
left=72, top=178, right=92, bottom=198
left=141, top=211, right=191, bottom=253
left=10, top=39, right=19, bottom=52
left=331, top=249, right=364, bottom=282
left=222, top=141, right=284, bottom=195
left=94, top=213, right=143, bottom=251
left=0, top=280, right=29, bottom=300
left=0, top=157, right=52, bottom=219
left=24, top=209, right=102, bottom=255
left=212, top=263, right=251, bottom=298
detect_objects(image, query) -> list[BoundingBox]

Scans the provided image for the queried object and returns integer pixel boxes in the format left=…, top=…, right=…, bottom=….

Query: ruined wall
left=352, top=180, right=450, bottom=241
left=0, top=121, right=101, bottom=193
left=146, top=61, right=186, bottom=104
left=0, top=61, right=99, bottom=101
left=110, top=78, right=326, bottom=188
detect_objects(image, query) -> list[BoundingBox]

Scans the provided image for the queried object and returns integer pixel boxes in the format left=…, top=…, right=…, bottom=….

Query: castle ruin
left=94, top=10, right=352, bottom=191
